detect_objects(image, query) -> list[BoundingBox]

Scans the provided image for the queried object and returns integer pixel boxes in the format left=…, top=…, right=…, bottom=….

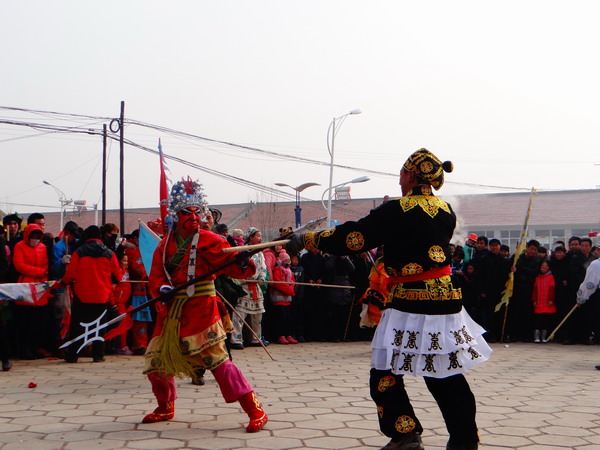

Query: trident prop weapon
left=60, top=216, right=327, bottom=352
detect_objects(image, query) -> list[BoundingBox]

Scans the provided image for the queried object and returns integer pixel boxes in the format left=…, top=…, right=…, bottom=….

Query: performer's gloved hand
left=235, top=250, right=252, bottom=269
left=159, top=285, right=173, bottom=295
left=61, top=254, right=71, bottom=264
left=285, top=233, right=306, bottom=256
left=257, top=276, right=265, bottom=286
left=576, top=294, right=588, bottom=305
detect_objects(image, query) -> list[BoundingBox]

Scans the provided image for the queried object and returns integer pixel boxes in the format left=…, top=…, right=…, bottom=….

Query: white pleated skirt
left=371, top=308, right=492, bottom=379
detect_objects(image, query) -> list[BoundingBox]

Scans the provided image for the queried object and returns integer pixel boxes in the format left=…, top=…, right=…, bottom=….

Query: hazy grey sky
left=2, top=1, right=599, bottom=215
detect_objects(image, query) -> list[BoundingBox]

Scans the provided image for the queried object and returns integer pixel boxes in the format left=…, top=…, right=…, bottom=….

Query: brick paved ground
left=0, top=341, right=599, bottom=449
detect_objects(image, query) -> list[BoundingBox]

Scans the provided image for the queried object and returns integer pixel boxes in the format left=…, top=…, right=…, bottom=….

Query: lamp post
left=321, top=176, right=370, bottom=225
left=43, top=180, right=73, bottom=231
left=327, top=108, right=361, bottom=228
left=275, top=182, right=320, bottom=228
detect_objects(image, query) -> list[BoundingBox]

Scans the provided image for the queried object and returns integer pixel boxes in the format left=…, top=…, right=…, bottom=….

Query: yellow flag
left=495, top=188, right=536, bottom=313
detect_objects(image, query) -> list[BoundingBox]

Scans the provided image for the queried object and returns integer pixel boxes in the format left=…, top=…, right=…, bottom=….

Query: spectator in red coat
left=61, top=225, right=122, bottom=363
left=12, top=224, right=48, bottom=286
left=531, top=260, right=556, bottom=343
left=270, top=251, right=297, bottom=345
left=12, top=224, right=49, bottom=359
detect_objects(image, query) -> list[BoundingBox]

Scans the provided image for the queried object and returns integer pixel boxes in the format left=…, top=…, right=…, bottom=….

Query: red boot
left=142, top=401, right=175, bottom=423
left=238, top=392, right=268, bottom=432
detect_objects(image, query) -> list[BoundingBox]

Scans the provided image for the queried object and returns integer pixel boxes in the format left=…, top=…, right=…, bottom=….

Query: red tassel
left=104, top=308, right=134, bottom=341
left=59, top=308, right=71, bottom=339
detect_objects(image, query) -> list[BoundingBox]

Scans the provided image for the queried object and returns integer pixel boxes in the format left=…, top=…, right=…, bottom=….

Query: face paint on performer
left=177, top=206, right=203, bottom=235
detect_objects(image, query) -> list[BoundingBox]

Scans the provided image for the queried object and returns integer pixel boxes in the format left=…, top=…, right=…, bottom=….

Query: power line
left=0, top=118, right=299, bottom=201
left=0, top=201, right=58, bottom=209
left=0, top=109, right=541, bottom=193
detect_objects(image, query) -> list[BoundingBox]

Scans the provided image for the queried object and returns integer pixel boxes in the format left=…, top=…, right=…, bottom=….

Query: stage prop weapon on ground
left=60, top=217, right=326, bottom=353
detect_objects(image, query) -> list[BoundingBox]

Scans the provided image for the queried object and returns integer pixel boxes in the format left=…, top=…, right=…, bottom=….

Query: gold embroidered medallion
left=346, top=231, right=365, bottom=251
left=420, top=161, right=433, bottom=174
left=401, top=263, right=423, bottom=277
left=378, top=375, right=397, bottom=392
left=395, top=415, right=416, bottom=433
left=428, top=245, right=446, bottom=263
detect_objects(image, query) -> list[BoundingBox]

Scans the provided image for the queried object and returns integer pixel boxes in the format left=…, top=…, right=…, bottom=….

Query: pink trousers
left=147, top=360, right=253, bottom=404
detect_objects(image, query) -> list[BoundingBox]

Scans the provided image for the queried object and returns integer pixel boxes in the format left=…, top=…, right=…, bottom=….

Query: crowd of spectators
left=451, top=234, right=600, bottom=344
left=0, top=211, right=376, bottom=373
left=0, top=213, right=153, bottom=371
left=1, top=210, right=598, bottom=373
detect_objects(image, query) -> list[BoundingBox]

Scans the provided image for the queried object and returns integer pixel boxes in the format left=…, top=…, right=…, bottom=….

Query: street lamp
left=43, top=180, right=73, bottom=231
left=326, top=108, right=362, bottom=228
left=321, top=176, right=370, bottom=225
left=275, top=182, right=320, bottom=228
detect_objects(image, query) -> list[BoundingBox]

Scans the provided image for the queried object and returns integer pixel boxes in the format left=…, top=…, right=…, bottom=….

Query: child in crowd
left=111, top=252, right=133, bottom=355
left=230, top=229, right=245, bottom=247
left=531, top=260, right=556, bottom=343
left=270, top=251, right=297, bottom=344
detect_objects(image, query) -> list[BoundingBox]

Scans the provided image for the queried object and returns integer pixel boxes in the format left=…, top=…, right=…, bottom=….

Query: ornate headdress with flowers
left=168, top=177, right=209, bottom=222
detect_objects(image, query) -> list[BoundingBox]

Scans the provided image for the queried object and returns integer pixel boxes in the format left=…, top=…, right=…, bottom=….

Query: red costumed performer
left=141, top=178, right=268, bottom=432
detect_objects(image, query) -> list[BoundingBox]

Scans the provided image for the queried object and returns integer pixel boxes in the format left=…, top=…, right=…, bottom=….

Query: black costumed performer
left=141, top=177, right=268, bottom=432
left=286, top=149, right=491, bottom=450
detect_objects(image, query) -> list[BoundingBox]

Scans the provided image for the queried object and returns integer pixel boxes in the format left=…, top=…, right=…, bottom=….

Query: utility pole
left=102, top=123, right=107, bottom=225
left=119, top=101, right=125, bottom=235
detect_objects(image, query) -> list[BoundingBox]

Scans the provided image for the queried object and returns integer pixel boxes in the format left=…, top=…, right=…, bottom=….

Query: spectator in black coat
left=300, top=248, right=326, bottom=341
left=289, top=254, right=306, bottom=342
left=507, top=240, right=540, bottom=342
left=478, top=238, right=510, bottom=342
left=323, top=254, right=355, bottom=342
left=549, top=246, right=569, bottom=342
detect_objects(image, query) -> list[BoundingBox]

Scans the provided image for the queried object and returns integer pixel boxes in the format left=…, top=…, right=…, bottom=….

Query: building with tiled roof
left=6, top=189, right=599, bottom=250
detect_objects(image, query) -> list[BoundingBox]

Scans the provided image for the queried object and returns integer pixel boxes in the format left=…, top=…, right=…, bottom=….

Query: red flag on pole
left=158, top=139, right=170, bottom=233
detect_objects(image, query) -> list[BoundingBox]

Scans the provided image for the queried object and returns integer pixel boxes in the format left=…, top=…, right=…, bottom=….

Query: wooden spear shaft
left=222, top=240, right=290, bottom=253
left=245, top=279, right=355, bottom=289
left=546, top=303, right=579, bottom=342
